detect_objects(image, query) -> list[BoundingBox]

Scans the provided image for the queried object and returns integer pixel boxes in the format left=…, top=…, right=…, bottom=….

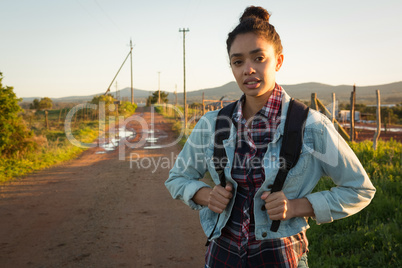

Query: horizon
left=2, top=1, right=402, bottom=99
left=20, top=80, right=402, bottom=100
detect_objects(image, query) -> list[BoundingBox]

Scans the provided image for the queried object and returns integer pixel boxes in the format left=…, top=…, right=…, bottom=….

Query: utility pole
left=158, top=71, right=161, bottom=104
left=179, top=28, right=189, bottom=129
left=130, top=39, right=134, bottom=104
left=350, top=84, right=356, bottom=141
left=115, top=81, right=118, bottom=101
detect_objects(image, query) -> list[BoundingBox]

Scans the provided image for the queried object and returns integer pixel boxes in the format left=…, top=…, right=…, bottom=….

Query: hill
left=21, top=81, right=402, bottom=105
left=170, top=81, right=402, bottom=105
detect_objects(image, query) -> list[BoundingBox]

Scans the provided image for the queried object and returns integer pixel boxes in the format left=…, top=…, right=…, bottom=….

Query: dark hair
left=226, top=6, right=283, bottom=56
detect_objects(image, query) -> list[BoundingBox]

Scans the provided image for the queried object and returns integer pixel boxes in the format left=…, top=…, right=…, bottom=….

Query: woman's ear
left=275, top=54, right=284, bottom=72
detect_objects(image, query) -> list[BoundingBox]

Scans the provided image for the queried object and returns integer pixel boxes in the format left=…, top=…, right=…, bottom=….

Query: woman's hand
left=261, top=191, right=292, bottom=221
left=192, top=183, right=234, bottom=213
left=208, top=182, right=233, bottom=213
left=261, top=191, right=315, bottom=221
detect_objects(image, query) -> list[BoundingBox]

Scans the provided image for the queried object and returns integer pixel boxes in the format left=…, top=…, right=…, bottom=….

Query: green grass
left=0, top=121, right=99, bottom=182
left=155, top=105, right=196, bottom=147
left=308, top=139, right=401, bottom=267
left=1, top=104, right=138, bottom=182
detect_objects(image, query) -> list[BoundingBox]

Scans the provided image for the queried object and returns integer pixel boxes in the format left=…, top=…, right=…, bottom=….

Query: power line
left=105, top=39, right=134, bottom=105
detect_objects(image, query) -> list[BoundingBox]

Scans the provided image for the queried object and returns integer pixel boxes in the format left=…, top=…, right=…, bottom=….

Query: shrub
left=0, top=72, right=37, bottom=157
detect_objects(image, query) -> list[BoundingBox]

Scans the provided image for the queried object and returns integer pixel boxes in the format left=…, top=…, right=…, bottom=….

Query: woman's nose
left=243, top=62, right=256, bottom=75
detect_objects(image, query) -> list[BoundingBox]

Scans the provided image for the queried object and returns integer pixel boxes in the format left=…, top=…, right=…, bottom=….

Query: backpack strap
left=213, top=101, right=238, bottom=187
left=270, top=98, right=309, bottom=232
left=205, top=101, right=237, bottom=246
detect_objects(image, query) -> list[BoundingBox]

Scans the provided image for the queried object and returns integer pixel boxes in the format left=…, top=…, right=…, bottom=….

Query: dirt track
left=0, top=107, right=206, bottom=267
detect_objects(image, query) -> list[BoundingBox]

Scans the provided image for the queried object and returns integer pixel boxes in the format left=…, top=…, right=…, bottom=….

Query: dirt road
left=0, top=108, right=206, bottom=267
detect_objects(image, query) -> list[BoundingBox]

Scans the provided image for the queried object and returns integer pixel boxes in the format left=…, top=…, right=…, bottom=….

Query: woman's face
left=229, top=32, right=283, bottom=99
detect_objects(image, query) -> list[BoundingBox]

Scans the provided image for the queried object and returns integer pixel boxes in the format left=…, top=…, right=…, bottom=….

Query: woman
left=165, top=6, right=375, bottom=267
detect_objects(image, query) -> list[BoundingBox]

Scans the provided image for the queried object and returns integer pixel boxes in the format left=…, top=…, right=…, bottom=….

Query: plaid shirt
left=205, top=84, right=308, bottom=267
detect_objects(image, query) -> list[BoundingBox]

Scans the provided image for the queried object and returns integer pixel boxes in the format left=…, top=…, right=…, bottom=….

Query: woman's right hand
left=208, top=182, right=233, bottom=214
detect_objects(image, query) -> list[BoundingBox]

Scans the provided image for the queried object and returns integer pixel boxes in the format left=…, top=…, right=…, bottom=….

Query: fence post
left=202, top=92, right=205, bottom=115
left=58, top=108, right=62, bottom=123
left=45, top=110, right=49, bottom=130
left=316, top=97, right=350, bottom=141
left=311, top=93, right=318, bottom=110
left=373, top=90, right=381, bottom=150
left=332, top=93, right=336, bottom=123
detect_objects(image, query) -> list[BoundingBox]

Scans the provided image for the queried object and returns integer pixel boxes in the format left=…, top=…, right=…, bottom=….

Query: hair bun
left=240, top=6, right=270, bottom=23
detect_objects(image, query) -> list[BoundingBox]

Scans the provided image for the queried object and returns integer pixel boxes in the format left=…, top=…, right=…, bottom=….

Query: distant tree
left=146, top=90, right=169, bottom=106
left=38, top=97, right=53, bottom=110
left=30, top=98, right=40, bottom=110
left=146, top=96, right=153, bottom=107
left=119, top=101, right=138, bottom=116
left=90, top=94, right=115, bottom=105
left=0, top=72, right=35, bottom=157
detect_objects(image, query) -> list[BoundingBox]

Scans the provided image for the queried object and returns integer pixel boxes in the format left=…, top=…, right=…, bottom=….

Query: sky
left=1, top=0, right=402, bottom=99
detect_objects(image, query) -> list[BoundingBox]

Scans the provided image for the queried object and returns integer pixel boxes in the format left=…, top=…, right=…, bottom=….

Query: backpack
left=206, top=98, right=309, bottom=246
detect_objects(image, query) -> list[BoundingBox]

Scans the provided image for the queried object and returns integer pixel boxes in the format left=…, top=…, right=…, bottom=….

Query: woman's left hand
left=261, top=191, right=293, bottom=221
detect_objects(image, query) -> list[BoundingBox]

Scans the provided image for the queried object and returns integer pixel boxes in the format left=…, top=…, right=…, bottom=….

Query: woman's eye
left=256, top=56, right=264, bottom=62
left=232, top=60, right=242, bottom=66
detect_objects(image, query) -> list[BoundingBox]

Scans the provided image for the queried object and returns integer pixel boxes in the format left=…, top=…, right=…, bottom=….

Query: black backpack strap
left=213, top=101, right=238, bottom=187
left=270, top=98, right=309, bottom=232
left=205, top=101, right=238, bottom=246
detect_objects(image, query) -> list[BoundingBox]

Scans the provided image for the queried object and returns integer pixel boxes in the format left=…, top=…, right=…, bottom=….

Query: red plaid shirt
left=205, top=84, right=308, bottom=267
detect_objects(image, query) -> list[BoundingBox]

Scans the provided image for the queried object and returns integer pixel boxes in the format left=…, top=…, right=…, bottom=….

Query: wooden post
left=332, top=93, right=336, bottom=123
left=373, top=90, right=381, bottom=150
left=350, top=85, right=356, bottom=141
left=45, top=110, right=49, bottom=130
left=58, top=108, right=62, bottom=123
left=316, top=98, right=350, bottom=141
left=74, top=108, right=77, bottom=125
left=311, top=93, right=318, bottom=111
left=202, top=92, right=205, bottom=115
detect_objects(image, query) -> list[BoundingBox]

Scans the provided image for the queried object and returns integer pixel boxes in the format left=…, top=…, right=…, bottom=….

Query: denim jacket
left=165, top=90, right=376, bottom=241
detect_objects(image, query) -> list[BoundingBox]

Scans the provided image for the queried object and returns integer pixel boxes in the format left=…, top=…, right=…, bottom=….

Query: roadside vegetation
left=154, top=104, right=201, bottom=147
left=308, top=139, right=401, bottom=267
left=0, top=73, right=137, bottom=182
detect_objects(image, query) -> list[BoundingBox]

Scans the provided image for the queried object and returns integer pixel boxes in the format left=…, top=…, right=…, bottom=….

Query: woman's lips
left=244, top=79, right=261, bottom=89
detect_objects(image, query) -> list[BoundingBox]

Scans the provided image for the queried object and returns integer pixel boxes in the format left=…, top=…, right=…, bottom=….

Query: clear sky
left=1, top=0, right=401, bottom=98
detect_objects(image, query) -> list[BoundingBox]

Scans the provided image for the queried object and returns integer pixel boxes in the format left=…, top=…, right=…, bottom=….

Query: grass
left=0, top=104, right=139, bottom=182
left=308, top=139, right=401, bottom=267
left=0, top=121, right=99, bottom=182
left=155, top=105, right=198, bottom=147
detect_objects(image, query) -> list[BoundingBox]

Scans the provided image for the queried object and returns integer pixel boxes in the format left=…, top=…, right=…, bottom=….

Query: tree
left=0, top=72, right=35, bottom=157
left=29, top=98, right=40, bottom=110
left=38, top=97, right=53, bottom=110
left=90, top=94, right=116, bottom=105
left=119, top=101, right=138, bottom=116
left=146, top=90, right=169, bottom=106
